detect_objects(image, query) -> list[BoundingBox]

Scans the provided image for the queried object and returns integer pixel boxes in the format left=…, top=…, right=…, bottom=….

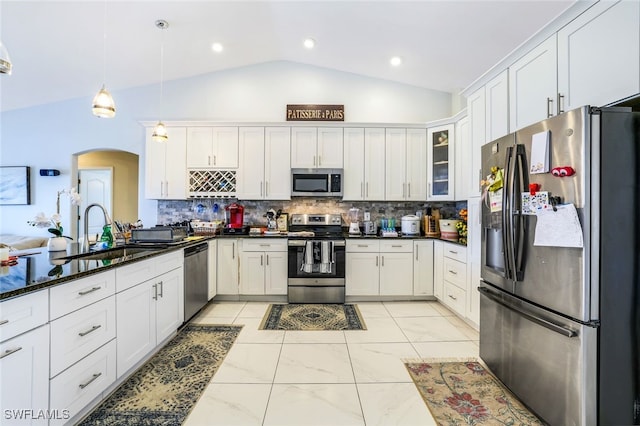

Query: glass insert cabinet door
left=427, top=123, right=455, bottom=201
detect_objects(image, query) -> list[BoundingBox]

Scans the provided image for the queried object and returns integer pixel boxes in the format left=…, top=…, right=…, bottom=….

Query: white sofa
left=0, top=235, right=48, bottom=251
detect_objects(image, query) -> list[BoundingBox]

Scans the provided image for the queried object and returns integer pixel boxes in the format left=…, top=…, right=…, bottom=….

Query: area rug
left=405, top=360, right=545, bottom=425
left=79, top=324, right=242, bottom=426
left=259, top=303, right=366, bottom=330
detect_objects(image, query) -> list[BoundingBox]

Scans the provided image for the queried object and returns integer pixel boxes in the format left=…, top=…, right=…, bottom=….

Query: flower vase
left=47, top=236, right=68, bottom=252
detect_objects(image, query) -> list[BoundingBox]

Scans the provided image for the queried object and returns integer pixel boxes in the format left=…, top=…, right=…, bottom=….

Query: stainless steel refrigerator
left=479, top=106, right=640, bottom=426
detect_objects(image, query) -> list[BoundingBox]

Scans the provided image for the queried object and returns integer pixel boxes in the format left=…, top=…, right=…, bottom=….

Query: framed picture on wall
left=0, top=166, right=31, bottom=205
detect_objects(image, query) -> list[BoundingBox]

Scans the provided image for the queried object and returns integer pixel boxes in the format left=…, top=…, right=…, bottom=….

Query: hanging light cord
left=159, top=26, right=164, bottom=117
left=102, top=0, right=107, bottom=84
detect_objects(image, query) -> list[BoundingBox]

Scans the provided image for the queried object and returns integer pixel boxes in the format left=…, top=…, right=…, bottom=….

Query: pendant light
left=92, top=0, right=116, bottom=118
left=0, top=0, right=12, bottom=75
left=152, top=20, right=168, bottom=142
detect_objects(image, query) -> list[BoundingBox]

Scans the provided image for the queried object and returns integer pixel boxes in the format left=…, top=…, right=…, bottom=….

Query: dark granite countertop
left=0, top=237, right=213, bottom=302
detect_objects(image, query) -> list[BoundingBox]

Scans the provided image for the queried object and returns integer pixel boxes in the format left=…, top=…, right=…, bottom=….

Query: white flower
left=27, top=188, right=82, bottom=238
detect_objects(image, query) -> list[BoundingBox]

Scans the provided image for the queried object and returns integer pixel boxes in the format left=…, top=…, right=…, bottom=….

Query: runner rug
left=259, top=303, right=366, bottom=330
left=79, top=324, right=242, bottom=426
left=405, top=360, right=545, bottom=425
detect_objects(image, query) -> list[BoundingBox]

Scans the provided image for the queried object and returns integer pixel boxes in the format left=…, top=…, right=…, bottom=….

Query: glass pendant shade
left=0, top=40, right=12, bottom=75
left=152, top=121, right=168, bottom=142
left=92, top=85, right=116, bottom=118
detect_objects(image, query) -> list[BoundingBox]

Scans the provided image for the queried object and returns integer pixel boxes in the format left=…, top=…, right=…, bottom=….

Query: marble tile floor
left=184, top=301, right=479, bottom=426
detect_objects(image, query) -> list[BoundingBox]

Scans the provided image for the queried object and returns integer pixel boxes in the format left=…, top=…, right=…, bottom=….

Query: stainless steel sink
left=63, top=246, right=163, bottom=262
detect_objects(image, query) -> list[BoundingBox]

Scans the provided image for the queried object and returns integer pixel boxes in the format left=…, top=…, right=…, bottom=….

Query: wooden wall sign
left=286, top=104, right=344, bottom=121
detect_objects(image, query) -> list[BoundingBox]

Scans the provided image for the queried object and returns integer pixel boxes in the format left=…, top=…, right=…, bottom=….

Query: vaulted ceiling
left=0, top=1, right=575, bottom=112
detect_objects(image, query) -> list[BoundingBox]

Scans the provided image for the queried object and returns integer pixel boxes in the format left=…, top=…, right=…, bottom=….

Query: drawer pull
left=0, top=319, right=8, bottom=326
left=448, top=294, right=458, bottom=301
left=448, top=270, right=458, bottom=275
left=158, top=281, right=164, bottom=298
left=259, top=244, right=270, bottom=247
left=79, top=373, right=102, bottom=389
left=0, top=347, right=22, bottom=359
left=357, top=244, right=369, bottom=248
left=78, top=325, right=101, bottom=337
left=448, top=250, right=458, bottom=255
left=78, top=286, right=101, bottom=296
left=391, top=245, right=402, bottom=248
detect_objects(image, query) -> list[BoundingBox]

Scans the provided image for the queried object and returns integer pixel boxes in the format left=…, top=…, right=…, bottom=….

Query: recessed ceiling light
left=303, top=38, right=315, bottom=49
left=390, top=56, right=402, bottom=67
left=212, top=42, right=224, bottom=53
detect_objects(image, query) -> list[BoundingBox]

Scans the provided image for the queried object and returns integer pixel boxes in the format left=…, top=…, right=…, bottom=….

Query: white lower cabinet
left=239, top=239, right=287, bottom=295
left=217, top=239, right=239, bottom=295
left=441, top=243, right=468, bottom=318
left=116, top=265, right=184, bottom=378
left=0, top=324, right=50, bottom=426
left=49, top=339, right=117, bottom=426
left=345, top=240, right=413, bottom=296
left=413, top=240, right=434, bottom=296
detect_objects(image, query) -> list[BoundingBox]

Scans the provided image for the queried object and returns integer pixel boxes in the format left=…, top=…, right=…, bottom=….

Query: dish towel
left=302, top=241, right=314, bottom=273
left=320, top=241, right=333, bottom=273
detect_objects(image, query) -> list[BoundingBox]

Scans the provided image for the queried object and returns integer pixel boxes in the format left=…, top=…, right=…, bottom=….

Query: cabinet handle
left=261, top=254, right=263, bottom=266
left=208, top=155, right=211, bottom=166
left=232, top=242, right=235, bottom=259
left=416, top=247, right=419, bottom=261
left=313, top=155, right=316, bottom=167
left=266, top=254, right=269, bottom=266
left=158, top=280, right=163, bottom=298
left=357, top=244, right=369, bottom=248
left=78, top=286, right=101, bottom=296
left=382, top=255, right=385, bottom=267
left=366, top=182, right=369, bottom=198
left=361, top=182, right=364, bottom=198
left=546, top=97, right=554, bottom=118
left=448, top=294, right=457, bottom=301
left=391, top=245, right=402, bottom=248
left=408, top=182, right=411, bottom=198
left=0, top=347, right=22, bottom=359
left=403, top=183, right=406, bottom=198
left=0, top=319, right=8, bottom=326
left=448, top=270, right=458, bottom=275
left=152, top=283, right=158, bottom=300
left=428, top=183, right=432, bottom=197
left=79, top=373, right=102, bottom=389
left=213, top=155, right=217, bottom=165
left=260, top=181, right=263, bottom=197
left=265, top=181, right=269, bottom=197
left=160, top=182, right=164, bottom=197
left=318, top=155, right=322, bottom=166
left=165, top=181, right=169, bottom=197
left=78, top=325, right=101, bottom=337
left=557, top=93, right=565, bottom=114
left=448, top=250, right=458, bottom=255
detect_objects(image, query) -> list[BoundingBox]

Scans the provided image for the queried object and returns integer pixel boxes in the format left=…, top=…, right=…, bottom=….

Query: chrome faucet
left=82, top=203, right=113, bottom=253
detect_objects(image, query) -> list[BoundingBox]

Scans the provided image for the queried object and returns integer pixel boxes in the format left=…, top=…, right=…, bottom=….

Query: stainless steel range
left=287, top=214, right=346, bottom=304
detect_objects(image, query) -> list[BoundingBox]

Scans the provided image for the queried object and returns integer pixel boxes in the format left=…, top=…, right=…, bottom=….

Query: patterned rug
left=259, top=304, right=366, bottom=330
left=405, top=361, right=545, bottom=425
left=79, top=324, right=242, bottom=426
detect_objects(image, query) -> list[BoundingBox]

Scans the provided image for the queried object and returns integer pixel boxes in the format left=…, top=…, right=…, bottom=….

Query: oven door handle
left=288, top=240, right=345, bottom=247
left=478, top=287, right=577, bottom=338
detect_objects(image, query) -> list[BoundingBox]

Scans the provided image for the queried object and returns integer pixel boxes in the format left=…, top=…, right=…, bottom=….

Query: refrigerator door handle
left=512, top=144, right=529, bottom=281
left=502, top=146, right=514, bottom=280
left=478, top=287, right=577, bottom=338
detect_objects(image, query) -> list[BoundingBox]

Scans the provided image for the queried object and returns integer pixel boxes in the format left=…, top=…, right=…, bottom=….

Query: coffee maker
left=363, top=211, right=377, bottom=235
left=223, top=203, right=248, bottom=234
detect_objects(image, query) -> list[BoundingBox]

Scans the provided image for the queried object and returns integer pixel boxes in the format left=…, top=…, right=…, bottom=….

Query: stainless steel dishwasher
left=183, top=242, right=209, bottom=322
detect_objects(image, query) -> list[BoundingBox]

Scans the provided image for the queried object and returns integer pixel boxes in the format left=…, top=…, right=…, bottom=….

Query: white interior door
left=78, top=168, right=113, bottom=242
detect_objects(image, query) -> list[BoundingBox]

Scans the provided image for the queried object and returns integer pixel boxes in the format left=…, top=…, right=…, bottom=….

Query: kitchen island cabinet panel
left=145, top=126, right=187, bottom=199
left=0, top=324, right=50, bottom=426
left=0, top=289, right=48, bottom=343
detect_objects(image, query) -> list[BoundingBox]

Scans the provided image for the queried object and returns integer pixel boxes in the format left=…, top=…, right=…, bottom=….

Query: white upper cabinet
left=237, top=127, right=291, bottom=200
left=467, top=88, right=486, bottom=198
left=385, top=128, right=426, bottom=201
left=454, top=116, right=470, bottom=200
left=186, top=127, right=239, bottom=168
left=557, top=0, right=640, bottom=111
left=291, top=127, right=343, bottom=168
left=509, top=35, right=558, bottom=131
left=145, top=127, right=187, bottom=199
left=343, top=128, right=385, bottom=200
left=485, top=70, right=510, bottom=142
left=427, top=124, right=455, bottom=201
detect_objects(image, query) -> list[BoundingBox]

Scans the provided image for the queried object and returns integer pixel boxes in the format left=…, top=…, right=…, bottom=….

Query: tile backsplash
left=157, top=198, right=467, bottom=227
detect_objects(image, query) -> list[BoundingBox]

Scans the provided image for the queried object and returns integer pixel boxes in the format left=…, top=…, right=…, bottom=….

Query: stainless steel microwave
left=291, top=169, right=343, bottom=197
